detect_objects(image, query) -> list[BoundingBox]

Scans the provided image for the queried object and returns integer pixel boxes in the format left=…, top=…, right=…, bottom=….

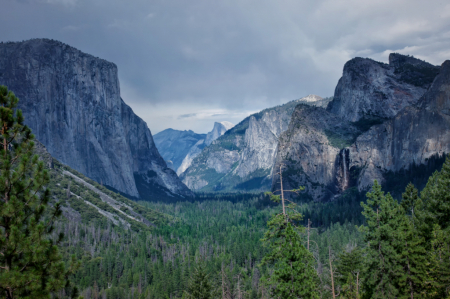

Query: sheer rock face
left=327, top=53, right=439, bottom=122
left=349, top=60, right=450, bottom=191
left=0, top=39, right=193, bottom=199
left=273, top=57, right=449, bottom=201
left=154, top=122, right=234, bottom=176
left=180, top=96, right=326, bottom=192
left=273, top=105, right=360, bottom=201
left=205, top=121, right=234, bottom=146
left=153, top=129, right=206, bottom=171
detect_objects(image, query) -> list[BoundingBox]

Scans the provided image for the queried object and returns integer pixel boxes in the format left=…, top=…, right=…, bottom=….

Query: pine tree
left=261, top=165, right=319, bottom=298
left=427, top=224, right=450, bottom=298
left=0, top=86, right=78, bottom=299
left=416, top=155, right=450, bottom=297
left=261, top=217, right=319, bottom=299
left=336, top=246, right=363, bottom=298
left=360, top=180, right=403, bottom=299
left=397, top=183, right=428, bottom=299
left=419, top=154, right=450, bottom=233
left=340, top=273, right=359, bottom=299
left=183, top=261, right=215, bottom=299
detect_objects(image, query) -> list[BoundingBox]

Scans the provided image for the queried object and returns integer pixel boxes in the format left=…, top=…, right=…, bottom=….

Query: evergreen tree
left=183, top=261, right=215, bottom=299
left=397, top=183, right=428, bottom=299
left=336, top=246, right=363, bottom=298
left=419, top=154, right=450, bottom=234
left=427, top=224, right=450, bottom=298
left=262, top=167, right=319, bottom=298
left=0, top=86, right=78, bottom=299
left=261, top=216, right=319, bottom=299
left=360, top=181, right=403, bottom=299
left=340, top=273, right=359, bottom=299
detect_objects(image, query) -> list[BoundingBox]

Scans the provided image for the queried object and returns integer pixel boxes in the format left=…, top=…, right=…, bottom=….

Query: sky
left=2, top=0, right=450, bottom=134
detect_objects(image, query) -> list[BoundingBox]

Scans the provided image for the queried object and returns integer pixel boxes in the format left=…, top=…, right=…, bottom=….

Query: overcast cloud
left=2, top=0, right=450, bottom=133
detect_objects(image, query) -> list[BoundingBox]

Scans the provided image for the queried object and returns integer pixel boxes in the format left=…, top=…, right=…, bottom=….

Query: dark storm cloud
left=2, top=0, right=450, bottom=133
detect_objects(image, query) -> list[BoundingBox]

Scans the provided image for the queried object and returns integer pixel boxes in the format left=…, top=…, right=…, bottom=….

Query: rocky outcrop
left=348, top=60, right=450, bottom=191
left=180, top=95, right=327, bottom=192
left=327, top=53, right=439, bottom=122
left=273, top=55, right=448, bottom=201
left=153, top=129, right=206, bottom=171
left=272, top=105, right=361, bottom=201
left=204, top=121, right=234, bottom=146
left=154, top=121, right=234, bottom=176
left=0, top=39, right=193, bottom=200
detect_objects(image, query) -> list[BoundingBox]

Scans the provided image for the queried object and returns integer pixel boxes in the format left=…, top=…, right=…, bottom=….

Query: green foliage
left=261, top=217, right=319, bottom=298
left=183, top=261, right=216, bottom=299
left=324, top=129, right=358, bottom=149
left=0, top=85, right=79, bottom=299
left=394, top=62, right=440, bottom=87
left=359, top=155, right=450, bottom=299
left=427, top=224, right=450, bottom=298
left=335, top=246, right=363, bottom=287
left=261, top=183, right=319, bottom=298
left=360, top=181, right=404, bottom=299
left=420, top=154, right=450, bottom=230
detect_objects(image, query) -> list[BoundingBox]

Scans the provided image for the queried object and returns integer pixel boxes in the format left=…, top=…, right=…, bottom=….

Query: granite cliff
left=153, top=129, right=206, bottom=171
left=180, top=95, right=330, bottom=192
left=348, top=59, right=450, bottom=192
left=154, top=121, right=234, bottom=175
left=177, top=121, right=234, bottom=175
left=0, top=39, right=193, bottom=200
left=273, top=54, right=447, bottom=201
left=327, top=53, right=439, bottom=122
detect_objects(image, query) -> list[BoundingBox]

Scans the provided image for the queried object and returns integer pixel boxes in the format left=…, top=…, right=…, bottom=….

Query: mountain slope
left=180, top=95, right=328, bottom=192
left=0, top=39, right=193, bottom=201
left=272, top=104, right=362, bottom=201
left=154, top=121, right=234, bottom=175
left=273, top=54, right=447, bottom=201
left=177, top=121, right=234, bottom=175
left=33, top=141, right=173, bottom=232
left=153, top=129, right=206, bottom=171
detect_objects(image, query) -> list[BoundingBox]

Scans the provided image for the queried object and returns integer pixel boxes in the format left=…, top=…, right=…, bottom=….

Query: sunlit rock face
left=154, top=121, right=235, bottom=176
left=180, top=96, right=328, bottom=192
left=0, top=38, right=193, bottom=200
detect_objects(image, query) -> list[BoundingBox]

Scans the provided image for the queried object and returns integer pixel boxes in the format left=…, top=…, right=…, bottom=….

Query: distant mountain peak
left=219, top=121, right=234, bottom=131
left=296, top=94, right=323, bottom=102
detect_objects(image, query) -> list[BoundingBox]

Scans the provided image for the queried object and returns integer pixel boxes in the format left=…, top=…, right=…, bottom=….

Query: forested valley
left=48, top=156, right=449, bottom=299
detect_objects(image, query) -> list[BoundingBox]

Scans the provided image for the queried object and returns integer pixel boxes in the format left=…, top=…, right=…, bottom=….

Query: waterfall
left=342, top=149, right=347, bottom=189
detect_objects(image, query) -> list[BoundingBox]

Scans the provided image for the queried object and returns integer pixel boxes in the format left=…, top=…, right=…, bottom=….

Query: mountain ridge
left=0, top=38, right=193, bottom=201
left=180, top=95, right=331, bottom=192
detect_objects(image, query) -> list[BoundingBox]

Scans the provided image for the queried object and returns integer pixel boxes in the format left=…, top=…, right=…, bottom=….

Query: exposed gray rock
left=181, top=95, right=327, bottom=192
left=177, top=139, right=206, bottom=175
left=327, top=53, right=439, bottom=122
left=272, top=105, right=360, bottom=201
left=153, top=129, right=206, bottom=171
left=349, top=60, right=450, bottom=191
left=155, top=122, right=234, bottom=176
left=273, top=55, right=449, bottom=202
left=205, top=121, right=234, bottom=145
left=0, top=38, right=193, bottom=200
